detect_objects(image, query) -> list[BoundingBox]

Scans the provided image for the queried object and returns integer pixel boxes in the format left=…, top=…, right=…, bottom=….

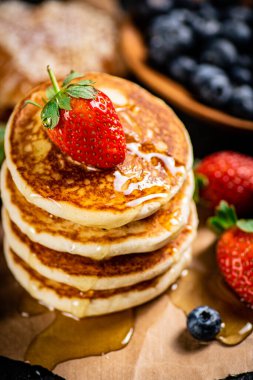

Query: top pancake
left=5, top=72, right=193, bottom=228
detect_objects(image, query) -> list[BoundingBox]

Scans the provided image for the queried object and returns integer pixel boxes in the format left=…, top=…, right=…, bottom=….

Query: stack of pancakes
left=1, top=73, right=197, bottom=318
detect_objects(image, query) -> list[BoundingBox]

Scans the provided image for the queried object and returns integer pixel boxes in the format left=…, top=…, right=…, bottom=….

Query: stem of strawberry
left=47, top=65, right=60, bottom=94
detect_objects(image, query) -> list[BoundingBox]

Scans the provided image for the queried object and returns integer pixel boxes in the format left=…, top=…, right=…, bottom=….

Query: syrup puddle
left=169, top=235, right=253, bottom=345
left=19, top=293, right=134, bottom=370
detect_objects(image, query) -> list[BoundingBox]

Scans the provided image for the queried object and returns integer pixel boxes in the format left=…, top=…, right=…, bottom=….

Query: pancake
left=5, top=72, right=193, bottom=229
left=1, top=162, right=194, bottom=258
left=2, top=203, right=197, bottom=290
left=4, top=242, right=192, bottom=317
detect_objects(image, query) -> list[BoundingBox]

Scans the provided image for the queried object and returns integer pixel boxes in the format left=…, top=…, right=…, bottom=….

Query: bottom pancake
left=4, top=242, right=192, bottom=318
left=2, top=204, right=197, bottom=291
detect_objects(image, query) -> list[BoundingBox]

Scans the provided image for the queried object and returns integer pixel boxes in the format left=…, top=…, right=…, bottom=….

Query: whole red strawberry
left=195, top=151, right=253, bottom=216
left=209, top=201, right=253, bottom=306
left=26, top=66, right=126, bottom=169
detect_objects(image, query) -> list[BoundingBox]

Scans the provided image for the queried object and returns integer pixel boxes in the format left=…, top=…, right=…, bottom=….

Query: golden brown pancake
left=4, top=243, right=192, bottom=317
left=1, top=162, right=194, bottom=258
left=3, top=203, right=197, bottom=290
left=5, top=73, right=193, bottom=228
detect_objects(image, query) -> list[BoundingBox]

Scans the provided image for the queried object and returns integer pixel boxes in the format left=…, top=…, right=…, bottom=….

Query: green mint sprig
left=25, top=66, right=97, bottom=129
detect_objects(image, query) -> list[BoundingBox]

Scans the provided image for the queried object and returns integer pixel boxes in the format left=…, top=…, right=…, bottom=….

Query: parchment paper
left=1, top=225, right=253, bottom=380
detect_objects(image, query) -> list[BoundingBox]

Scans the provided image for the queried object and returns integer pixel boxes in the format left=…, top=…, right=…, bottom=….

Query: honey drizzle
left=19, top=294, right=134, bottom=370
left=169, top=227, right=253, bottom=345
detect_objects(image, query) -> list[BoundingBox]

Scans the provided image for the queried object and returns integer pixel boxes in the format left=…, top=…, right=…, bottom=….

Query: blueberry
left=149, top=16, right=194, bottom=59
left=130, top=0, right=174, bottom=25
left=187, top=306, right=222, bottom=341
left=230, top=85, right=253, bottom=120
left=225, top=6, right=253, bottom=24
left=191, top=63, right=224, bottom=83
left=230, top=66, right=252, bottom=85
left=222, top=20, right=252, bottom=47
left=148, top=36, right=168, bottom=68
left=191, top=16, right=221, bottom=41
left=191, top=64, right=232, bottom=107
left=201, top=39, right=238, bottom=68
left=173, top=9, right=221, bottom=40
left=198, top=3, right=219, bottom=20
left=163, top=9, right=195, bottom=27
left=167, top=56, right=197, bottom=83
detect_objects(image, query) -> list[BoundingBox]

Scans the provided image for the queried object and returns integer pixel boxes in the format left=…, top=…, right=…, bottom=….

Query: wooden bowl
left=120, top=21, right=253, bottom=131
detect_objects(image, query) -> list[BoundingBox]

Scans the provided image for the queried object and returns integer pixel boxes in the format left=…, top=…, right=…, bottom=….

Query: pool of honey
left=19, top=294, right=134, bottom=370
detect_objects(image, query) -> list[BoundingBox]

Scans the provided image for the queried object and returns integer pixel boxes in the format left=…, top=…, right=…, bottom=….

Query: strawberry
left=25, top=66, right=126, bottom=169
left=209, top=201, right=253, bottom=306
left=195, top=151, right=253, bottom=216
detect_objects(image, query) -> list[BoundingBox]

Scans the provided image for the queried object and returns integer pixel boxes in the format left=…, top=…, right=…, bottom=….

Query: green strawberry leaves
left=41, top=100, right=59, bottom=129
left=193, top=172, right=208, bottom=203
left=24, top=100, right=42, bottom=108
left=25, top=66, right=97, bottom=129
left=76, top=79, right=96, bottom=86
left=62, top=71, right=83, bottom=86
left=57, top=93, right=71, bottom=110
left=208, top=201, right=237, bottom=234
left=66, top=84, right=97, bottom=100
left=237, top=220, right=253, bottom=233
left=46, top=86, right=56, bottom=101
left=208, top=200, right=253, bottom=234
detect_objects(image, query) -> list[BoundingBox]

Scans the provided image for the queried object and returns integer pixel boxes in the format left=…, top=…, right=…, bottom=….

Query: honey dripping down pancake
left=4, top=241, right=193, bottom=318
left=1, top=162, right=194, bottom=258
left=2, top=203, right=198, bottom=291
left=5, top=72, right=193, bottom=229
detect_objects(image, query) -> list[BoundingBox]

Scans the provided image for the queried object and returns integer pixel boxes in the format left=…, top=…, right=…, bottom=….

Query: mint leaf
left=46, top=86, right=56, bottom=100
left=57, top=93, right=71, bottom=110
left=41, top=99, right=59, bottom=129
left=24, top=100, right=42, bottom=108
left=63, top=71, right=83, bottom=87
left=67, top=85, right=97, bottom=99
left=237, top=220, right=253, bottom=233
